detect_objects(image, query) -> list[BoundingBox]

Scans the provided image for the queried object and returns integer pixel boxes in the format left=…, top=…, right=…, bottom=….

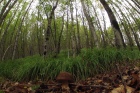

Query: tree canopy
left=0, top=0, right=140, bottom=60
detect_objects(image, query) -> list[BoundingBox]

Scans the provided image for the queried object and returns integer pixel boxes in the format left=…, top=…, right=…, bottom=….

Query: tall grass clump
left=0, top=47, right=140, bottom=81
left=79, top=47, right=140, bottom=74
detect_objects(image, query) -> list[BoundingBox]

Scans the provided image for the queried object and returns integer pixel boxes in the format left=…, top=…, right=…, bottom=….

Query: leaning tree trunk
left=75, top=4, right=81, bottom=54
left=124, top=0, right=140, bottom=14
left=1, top=2, right=21, bottom=60
left=99, top=0, right=126, bottom=48
left=0, top=0, right=18, bottom=26
left=80, top=0, right=98, bottom=47
left=121, top=6, right=140, bottom=50
left=131, top=0, right=140, bottom=9
left=12, top=0, right=33, bottom=60
left=92, top=3, right=106, bottom=47
left=110, top=2, right=134, bottom=47
left=0, top=0, right=4, bottom=4
left=43, top=0, right=59, bottom=57
left=81, top=12, right=90, bottom=48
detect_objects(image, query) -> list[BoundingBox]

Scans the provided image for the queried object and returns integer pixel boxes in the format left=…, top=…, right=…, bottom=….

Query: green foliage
left=0, top=90, right=4, bottom=93
left=0, top=48, right=140, bottom=81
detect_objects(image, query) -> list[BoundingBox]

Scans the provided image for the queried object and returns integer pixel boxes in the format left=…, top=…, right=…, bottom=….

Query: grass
left=0, top=47, right=140, bottom=81
left=0, top=90, right=4, bottom=93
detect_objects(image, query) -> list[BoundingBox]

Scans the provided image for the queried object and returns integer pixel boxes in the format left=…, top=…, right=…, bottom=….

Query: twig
left=70, top=83, right=110, bottom=89
left=116, top=64, right=127, bottom=93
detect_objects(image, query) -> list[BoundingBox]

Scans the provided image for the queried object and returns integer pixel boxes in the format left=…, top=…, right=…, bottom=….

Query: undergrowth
left=0, top=47, right=140, bottom=81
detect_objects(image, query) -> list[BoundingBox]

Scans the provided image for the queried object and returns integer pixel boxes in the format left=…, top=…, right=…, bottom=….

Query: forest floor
left=0, top=60, right=140, bottom=93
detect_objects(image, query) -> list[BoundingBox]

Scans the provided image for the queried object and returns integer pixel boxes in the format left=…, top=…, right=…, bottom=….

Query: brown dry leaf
left=131, top=73, right=139, bottom=80
left=13, top=87, right=28, bottom=93
left=122, top=75, right=129, bottom=80
left=2, top=81, right=11, bottom=89
left=27, top=87, right=32, bottom=91
left=133, top=66, right=139, bottom=71
left=111, top=85, right=135, bottom=93
left=103, top=76, right=112, bottom=83
left=94, top=79, right=103, bottom=84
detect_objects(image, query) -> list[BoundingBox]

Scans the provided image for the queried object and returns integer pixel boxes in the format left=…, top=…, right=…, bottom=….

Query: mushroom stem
left=61, top=81, right=70, bottom=93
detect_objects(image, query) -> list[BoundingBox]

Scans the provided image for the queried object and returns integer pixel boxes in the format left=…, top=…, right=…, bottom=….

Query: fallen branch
left=116, top=64, right=127, bottom=92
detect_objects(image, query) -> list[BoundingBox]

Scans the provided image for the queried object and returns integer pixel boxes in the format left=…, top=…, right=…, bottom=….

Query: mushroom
left=56, top=72, right=74, bottom=92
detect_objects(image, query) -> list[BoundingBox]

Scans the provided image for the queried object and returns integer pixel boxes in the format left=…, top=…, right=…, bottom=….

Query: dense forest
left=0, top=0, right=140, bottom=92
left=0, top=0, right=140, bottom=60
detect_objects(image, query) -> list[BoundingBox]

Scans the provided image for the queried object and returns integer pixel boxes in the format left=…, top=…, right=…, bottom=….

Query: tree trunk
left=80, top=0, right=98, bottom=47
left=53, top=13, right=65, bottom=58
left=0, top=0, right=18, bottom=26
left=75, top=4, right=81, bottom=54
left=92, top=3, right=106, bottom=47
left=110, top=2, right=134, bottom=47
left=43, top=0, right=59, bottom=57
left=70, top=0, right=78, bottom=57
left=0, top=2, right=20, bottom=60
left=12, top=0, right=33, bottom=60
left=131, top=0, right=140, bottom=9
left=99, top=0, right=126, bottom=48
left=81, top=13, right=90, bottom=48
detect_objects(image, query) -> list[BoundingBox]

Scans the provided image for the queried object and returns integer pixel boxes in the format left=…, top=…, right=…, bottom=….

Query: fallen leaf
left=111, top=85, right=135, bottom=93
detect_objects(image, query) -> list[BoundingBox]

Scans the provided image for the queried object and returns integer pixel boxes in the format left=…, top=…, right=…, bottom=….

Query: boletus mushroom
left=56, top=72, right=74, bottom=92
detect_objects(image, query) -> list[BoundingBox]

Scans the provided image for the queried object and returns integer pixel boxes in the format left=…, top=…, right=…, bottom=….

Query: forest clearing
left=0, top=0, right=140, bottom=93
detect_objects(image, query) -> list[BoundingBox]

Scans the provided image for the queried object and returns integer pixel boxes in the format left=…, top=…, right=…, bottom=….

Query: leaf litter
left=1, top=63, right=140, bottom=93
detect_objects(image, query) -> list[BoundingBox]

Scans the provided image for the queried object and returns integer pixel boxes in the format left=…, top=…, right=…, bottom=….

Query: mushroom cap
left=56, top=72, right=74, bottom=83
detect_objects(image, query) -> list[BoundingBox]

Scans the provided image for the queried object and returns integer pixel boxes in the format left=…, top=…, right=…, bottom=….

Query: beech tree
left=0, top=0, right=140, bottom=60
left=0, top=0, right=18, bottom=26
left=80, top=0, right=98, bottom=47
left=43, top=0, right=59, bottom=57
left=99, top=0, right=126, bottom=48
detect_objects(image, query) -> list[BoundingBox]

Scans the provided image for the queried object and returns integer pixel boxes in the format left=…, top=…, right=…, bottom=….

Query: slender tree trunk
left=0, top=0, right=18, bottom=26
left=81, top=13, right=90, bottom=48
left=37, top=9, right=41, bottom=55
left=133, top=31, right=140, bottom=50
left=101, top=10, right=113, bottom=46
left=0, top=0, right=4, bottom=4
left=131, top=0, right=140, bottom=9
left=124, top=0, right=140, bottom=14
left=111, top=3, right=134, bottom=47
left=70, top=0, right=78, bottom=57
left=0, top=0, right=11, bottom=20
left=92, top=3, right=106, bottom=47
left=99, top=0, right=126, bottom=48
left=12, top=0, right=33, bottom=60
left=120, top=6, right=140, bottom=50
left=2, top=44, right=12, bottom=61
left=75, top=3, right=81, bottom=54
left=43, top=0, right=59, bottom=57
left=80, top=0, right=98, bottom=47
left=53, top=13, right=65, bottom=57
left=66, top=7, right=70, bottom=58
left=0, top=2, right=20, bottom=59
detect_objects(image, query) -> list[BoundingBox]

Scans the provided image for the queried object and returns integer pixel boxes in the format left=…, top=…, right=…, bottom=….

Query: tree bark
left=53, top=13, right=65, bottom=58
left=110, top=2, right=134, bottom=47
left=12, top=0, right=33, bottom=60
left=75, top=5, right=81, bottom=53
left=81, top=13, right=90, bottom=48
left=0, top=0, right=18, bottom=26
left=92, top=3, right=106, bottom=47
left=131, top=0, right=140, bottom=9
left=99, top=0, right=126, bottom=48
left=80, top=0, right=98, bottom=47
left=43, top=0, right=59, bottom=57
